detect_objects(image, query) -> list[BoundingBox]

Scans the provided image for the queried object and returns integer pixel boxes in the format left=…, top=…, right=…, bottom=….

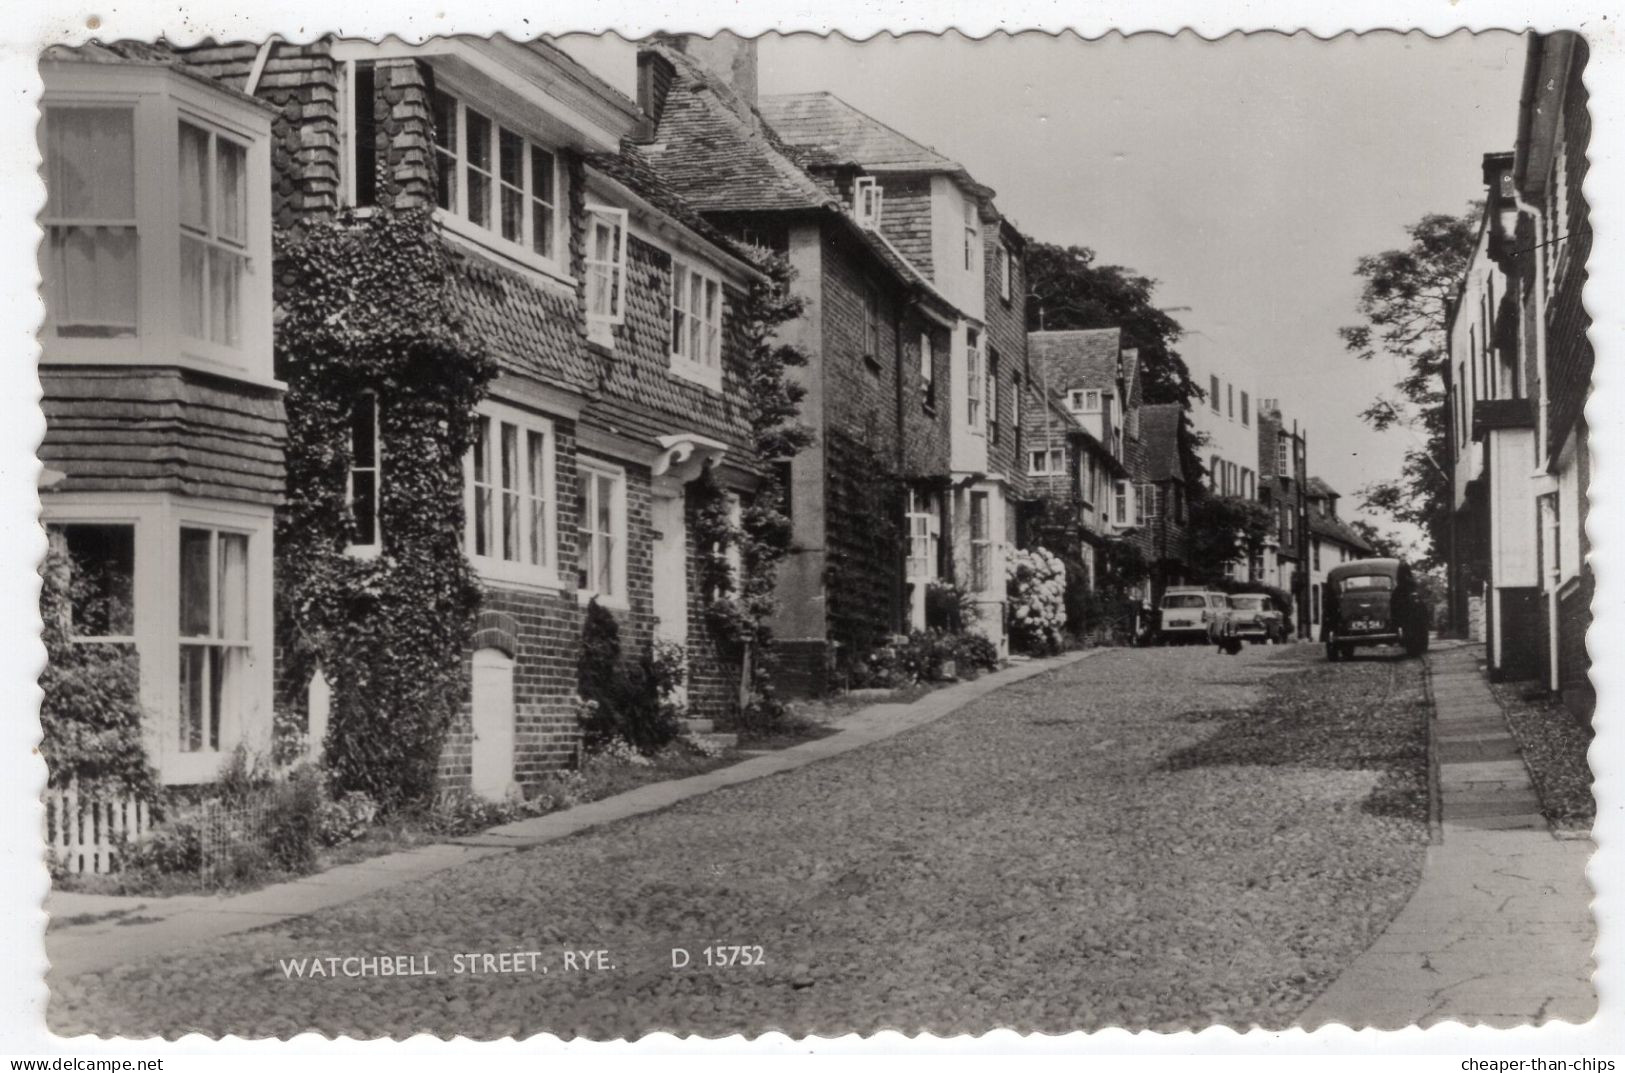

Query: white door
left=470, top=648, right=516, bottom=799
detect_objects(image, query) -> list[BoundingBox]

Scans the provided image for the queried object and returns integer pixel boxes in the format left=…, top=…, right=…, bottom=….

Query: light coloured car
left=1157, top=588, right=1229, bottom=644
left=1209, top=593, right=1286, bottom=654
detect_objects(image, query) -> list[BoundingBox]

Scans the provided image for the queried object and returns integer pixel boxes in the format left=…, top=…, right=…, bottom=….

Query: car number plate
left=1351, top=619, right=1382, bottom=632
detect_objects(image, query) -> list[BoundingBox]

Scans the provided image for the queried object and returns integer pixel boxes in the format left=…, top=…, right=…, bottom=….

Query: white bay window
left=40, top=61, right=272, bottom=381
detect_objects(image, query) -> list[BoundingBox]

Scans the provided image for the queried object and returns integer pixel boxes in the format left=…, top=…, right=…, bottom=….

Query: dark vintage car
left=1322, top=558, right=1430, bottom=661
left=1208, top=593, right=1287, bottom=654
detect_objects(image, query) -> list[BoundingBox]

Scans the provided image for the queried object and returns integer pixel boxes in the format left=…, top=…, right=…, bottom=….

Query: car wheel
left=1325, top=632, right=1340, bottom=662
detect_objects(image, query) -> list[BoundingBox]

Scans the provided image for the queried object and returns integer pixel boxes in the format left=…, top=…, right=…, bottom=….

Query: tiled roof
left=1306, top=476, right=1340, bottom=499
left=1309, top=509, right=1373, bottom=553
left=640, top=45, right=835, bottom=214
left=449, top=247, right=598, bottom=397
left=1030, top=329, right=1122, bottom=396
left=1137, top=403, right=1185, bottom=483
left=759, top=91, right=997, bottom=201
left=759, top=92, right=961, bottom=172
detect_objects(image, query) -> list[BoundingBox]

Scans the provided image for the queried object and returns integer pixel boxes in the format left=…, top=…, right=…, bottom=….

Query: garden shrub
left=949, top=632, right=1000, bottom=675
left=1061, top=556, right=1093, bottom=636
left=1006, top=546, right=1067, bottom=655
left=316, top=791, right=380, bottom=847
left=38, top=547, right=155, bottom=800
left=925, top=579, right=975, bottom=633
left=263, top=764, right=323, bottom=872
left=576, top=600, right=680, bottom=754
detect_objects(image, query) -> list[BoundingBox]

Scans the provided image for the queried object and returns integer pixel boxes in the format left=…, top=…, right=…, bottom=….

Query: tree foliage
left=1340, top=207, right=1479, bottom=567
left=1023, top=240, right=1195, bottom=408
left=1185, top=494, right=1275, bottom=582
left=273, top=208, right=496, bottom=812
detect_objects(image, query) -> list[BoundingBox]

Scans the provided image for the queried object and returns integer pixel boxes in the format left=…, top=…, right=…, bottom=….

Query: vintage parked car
left=1322, top=557, right=1431, bottom=660
left=1157, top=588, right=1230, bottom=645
left=1208, top=593, right=1286, bottom=654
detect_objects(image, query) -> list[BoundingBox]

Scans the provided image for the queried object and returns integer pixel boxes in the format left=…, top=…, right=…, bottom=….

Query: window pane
left=178, top=122, right=210, bottom=233
left=48, top=107, right=136, bottom=220
left=179, top=528, right=212, bottom=637
left=464, top=109, right=491, bottom=228
left=500, top=422, right=519, bottom=560
left=596, top=474, right=614, bottom=535
left=597, top=533, right=613, bottom=595
left=208, top=249, right=243, bottom=347
left=180, top=236, right=206, bottom=338
left=531, top=147, right=555, bottom=204
left=531, top=147, right=555, bottom=257
left=527, top=430, right=547, bottom=567
left=54, top=523, right=135, bottom=637
left=351, top=396, right=376, bottom=467
left=179, top=645, right=206, bottom=752
left=54, top=226, right=138, bottom=334
left=216, top=138, right=247, bottom=245
left=217, top=532, right=248, bottom=642
left=431, top=92, right=457, bottom=211
left=351, top=471, right=377, bottom=546
left=499, top=128, right=523, bottom=187
left=576, top=472, right=593, bottom=590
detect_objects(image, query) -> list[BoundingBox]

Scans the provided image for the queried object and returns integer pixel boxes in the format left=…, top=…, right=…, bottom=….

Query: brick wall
left=684, top=488, right=740, bottom=723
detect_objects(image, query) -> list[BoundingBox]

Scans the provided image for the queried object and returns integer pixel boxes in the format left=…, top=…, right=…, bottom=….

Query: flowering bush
left=1006, top=547, right=1067, bottom=654
left=316, top=791, right=379, bottom=847
left=587, top=736, right=654, bottom=769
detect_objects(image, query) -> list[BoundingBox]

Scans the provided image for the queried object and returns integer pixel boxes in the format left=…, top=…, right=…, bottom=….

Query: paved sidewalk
left=47, top=648, right=1101, bottom=979
left=1304, top=645, right=1595, bottom=1028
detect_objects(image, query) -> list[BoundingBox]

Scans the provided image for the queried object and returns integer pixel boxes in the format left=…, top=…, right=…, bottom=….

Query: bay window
left=905, top=489, right=939, bottom=581
left=178, top=527, right=249, bottom=755
left=1113, top=480, right=1132, bottom=526
left=40, top=61, right=272, bottom=379
left=466, top=405, right=557, bottom=585
left=672, top=259, right=723, bottom=385
left=577, top=461, right=627, bottom=602
left=430, top=88, right=564, bottom=268
left=47, top=523, right=136, bottom=641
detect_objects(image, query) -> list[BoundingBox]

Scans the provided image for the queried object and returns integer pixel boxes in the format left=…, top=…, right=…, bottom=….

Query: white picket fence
left=45, top=783, right=151, bottom=876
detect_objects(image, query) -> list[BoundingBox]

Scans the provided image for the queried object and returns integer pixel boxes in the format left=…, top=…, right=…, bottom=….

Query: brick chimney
left=650, top=32, right=759, bottom=122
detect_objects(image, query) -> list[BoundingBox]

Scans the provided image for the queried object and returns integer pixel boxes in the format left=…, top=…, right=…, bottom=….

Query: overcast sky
left=558, top=30, right=1527, bottom=548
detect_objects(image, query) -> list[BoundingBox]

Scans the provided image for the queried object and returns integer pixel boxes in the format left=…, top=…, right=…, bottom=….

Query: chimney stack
left=653, top=32, right=759, bottom=120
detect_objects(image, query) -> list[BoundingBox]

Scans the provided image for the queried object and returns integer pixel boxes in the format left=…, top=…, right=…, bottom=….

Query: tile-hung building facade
left=1255, top=402, right=1307, bottom=600
left=38, top=45, right=286, bottom=786
left=1127, top=403, right=1195, bottom=600
left=634, top=34, right=1022, bottom=688
left=757, top=83, right=1031, bottom=658
left=1444, top=32, right=1591, bottom=717
left=81, top=36, right=773, bottom=792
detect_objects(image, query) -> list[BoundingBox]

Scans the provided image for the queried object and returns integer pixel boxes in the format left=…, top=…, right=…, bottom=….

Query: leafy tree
left=1350, top=518, right=1405, bottom=559
left=1186, top=495, right=1275, bottom=582
left=1340, top=207, right=1479, bottom=567
left=1023, top=240, right=1195, bottom=407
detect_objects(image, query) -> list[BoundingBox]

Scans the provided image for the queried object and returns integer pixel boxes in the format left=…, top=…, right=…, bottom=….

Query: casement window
left=969, top=491, right=991, bottom=593
left=466, top=405, right=557, bottom=585
left=47, top=523, right=136, bottom=642
left=996, top=244, right=1012, bottom=300
left=919, top=330, right=935, bottom=407
left=1227, top=383, right=1235, bottom=419
left=40, top=63, right=272, bottom=378
left=178, top=526, right=250, bottom=755
left=863, top=283, right=883, bottom=364
left=1137, top=482, right=1156, bottom=523
left=1029, top=449, right=1066, bottom=476
left=905, top=488, right=939, bottom=581
left=1113, top=480, right=1132, bottom=526
left=986, top=350, right=1001, bottom=445
left=1079, top=454, right=1101, bottom=506
left=1210, top=375, right=1221, bottom=413
left=1277, top=434, right=1290, bottom=477
left=671, top=259, right=723, bottom=386
left=966, top=329, right=984, bottom=431
left=1241, top=391, right=1251, bottom=427
left=1067, top=389, right=1103, bottom=415
left=430, top=89, right=563, bottom=267
left=576, top=460, right=627, bottom=602
left=853, top=176, right=883, bottom=228
left=585, top=206, right=629, bottom=340
left=347, top=394, right=381, bottom=552
left=963, top=202, right=979, bottom=272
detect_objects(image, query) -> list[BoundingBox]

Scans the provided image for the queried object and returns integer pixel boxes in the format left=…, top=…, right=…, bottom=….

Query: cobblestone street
left=52, top=644, right=1433, bottom=1039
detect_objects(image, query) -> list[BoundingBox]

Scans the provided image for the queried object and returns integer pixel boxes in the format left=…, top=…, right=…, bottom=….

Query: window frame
left=39, top=62, right=274, bottom=383
left=464, top=401, right=561, bottom=590
left=919, top=329, right=935, bottom=409
left=969, top=490, right=992, bottom=593
left=986, top=350, right=1001, bottom=445
left=346, top=392, right=381, bottom=557
left=584, top=204, right=630, bottom=343
left=427, top=84, right=568, bottom=280
left=1028, top=448, right=1066, bottom=476
left=670, top=256, right=725, bottom=390
left=853, top=175, right=883, bottom=229
left=996, top=243, right=1012, bottom=301
left=575, top=457, right=628, bottom=607
left=965, top=329, right=984, bottom=432
left=1210, top=375, right=1222, bottom=413
left=863, top=282, right=883, bottom=365
left=1241, top=390, right=1251, bottom=427
left=905, top=488, right=939, bottom=582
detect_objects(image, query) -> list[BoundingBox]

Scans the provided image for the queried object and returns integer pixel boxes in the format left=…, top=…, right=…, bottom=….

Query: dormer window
left=854, top=176, right=883, bottom=229
left=1067, top=389, right=1103, bottom=414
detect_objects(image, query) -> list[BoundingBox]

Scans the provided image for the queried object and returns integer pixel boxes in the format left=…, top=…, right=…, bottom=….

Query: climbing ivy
left=691, top=249, right=813, bottom=726
left=273, top=208, right=496, bottom=812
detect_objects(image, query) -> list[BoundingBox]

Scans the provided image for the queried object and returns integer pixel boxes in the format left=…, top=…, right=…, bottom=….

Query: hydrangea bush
left=1006, top=546, right=1068, bottom=654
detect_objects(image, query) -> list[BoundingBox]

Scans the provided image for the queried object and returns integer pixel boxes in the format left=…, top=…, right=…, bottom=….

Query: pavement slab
left=1302, top=645, right=1595, bottom=1029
